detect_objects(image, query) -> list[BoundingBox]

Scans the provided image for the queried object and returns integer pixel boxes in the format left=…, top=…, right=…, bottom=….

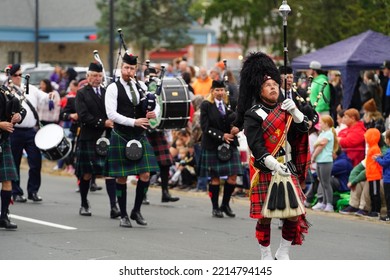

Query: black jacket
left=200, top=100, right=237, bottom=150
left=75, top=84, right=110, bottom=141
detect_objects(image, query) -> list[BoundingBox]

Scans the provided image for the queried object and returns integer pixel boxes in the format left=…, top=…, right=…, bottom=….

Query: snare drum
left=149, top=77, right=191, bottom=130
left=34, top=124, right=72, bottom=161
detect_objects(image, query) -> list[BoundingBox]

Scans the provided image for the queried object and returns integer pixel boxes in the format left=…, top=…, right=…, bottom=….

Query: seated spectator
left=339, top=160, right=370, bottom=216
left=306, top=148, right=353, bottom=207
left=169, top=146, right=196, bottom=189
left=338, top=108, right=366, bottom=166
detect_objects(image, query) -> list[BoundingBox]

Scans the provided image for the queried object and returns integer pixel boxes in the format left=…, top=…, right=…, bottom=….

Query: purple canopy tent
left=291, top=30, right=390, bottom=109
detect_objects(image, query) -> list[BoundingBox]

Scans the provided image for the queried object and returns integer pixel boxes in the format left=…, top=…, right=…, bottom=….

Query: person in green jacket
left=308, top=61, right=331, bottom=116
left=339, top=160, right=369, bottom=215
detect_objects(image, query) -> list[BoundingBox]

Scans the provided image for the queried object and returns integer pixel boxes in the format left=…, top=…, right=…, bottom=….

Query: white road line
left=9, top=214, right=77, bottom=230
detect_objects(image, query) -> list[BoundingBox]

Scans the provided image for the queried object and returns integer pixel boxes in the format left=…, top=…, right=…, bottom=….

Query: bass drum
left=149, top=77, right=191, bottom=130
left=34, top=124, right=72, bottom=161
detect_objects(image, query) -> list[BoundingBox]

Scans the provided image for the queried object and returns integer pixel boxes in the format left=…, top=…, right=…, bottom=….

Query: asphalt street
left=1, top=169, right=390, bottom=260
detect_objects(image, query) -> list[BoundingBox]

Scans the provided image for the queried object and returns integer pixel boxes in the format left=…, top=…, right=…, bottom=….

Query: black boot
left=0, top=190, right=17, bottom=229
left=209, top=184, right=223, bottom=217
left=161, top=189, right=180, bottom=202
left=220, top=182, right=236, bottom=217
left=0, top=215, right=17, bottom=229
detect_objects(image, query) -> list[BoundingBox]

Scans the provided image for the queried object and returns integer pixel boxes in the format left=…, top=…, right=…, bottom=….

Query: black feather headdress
left=233, top=52, right=280, bottom=128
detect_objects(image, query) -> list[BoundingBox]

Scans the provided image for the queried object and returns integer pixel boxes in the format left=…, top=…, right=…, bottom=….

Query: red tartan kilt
left=249, top=159, right=305, bottom=219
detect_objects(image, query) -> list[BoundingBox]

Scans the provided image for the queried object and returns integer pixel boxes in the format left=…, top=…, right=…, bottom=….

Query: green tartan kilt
left=0, top=139, right=18, bottom=182
left=198, top=146, right=244, bottom=178
left=75, top=140, right=106, bottom=177
left=105, top=129, right=159, bottom=177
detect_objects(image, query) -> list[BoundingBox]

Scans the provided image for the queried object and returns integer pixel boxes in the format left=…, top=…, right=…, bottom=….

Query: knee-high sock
left=1, top=190, right=12, bottom=219
left=105, top=178, right=117, bottom=208
left=208, top=184, right=220, bottom=209
left=79, top=178, right=90, bottom=208
left=116, top=183, right=127, bottom=218
left=256, top=222, right=271, bottom=247
left=282, top=219, right=299, bottom=241
left=160, top=165, right=170, bottom=192
left=222, top=181, right=235, bottom=206
left=133, top=180, right=149, bottom=212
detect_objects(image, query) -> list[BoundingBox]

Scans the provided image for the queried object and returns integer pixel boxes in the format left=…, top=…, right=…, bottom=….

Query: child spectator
left=374, top=130, right=390, bottom=221
left=311, top=115, right=339, bottom=212
left=365, top=128, right=383, bottom=217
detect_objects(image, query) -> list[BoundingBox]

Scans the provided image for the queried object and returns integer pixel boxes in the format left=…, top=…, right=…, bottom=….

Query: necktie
left=218, top=101, right=225, bottom=116
left=128, top=82, right=138, bottom=105
left=95, top=87, right=101, bottom=98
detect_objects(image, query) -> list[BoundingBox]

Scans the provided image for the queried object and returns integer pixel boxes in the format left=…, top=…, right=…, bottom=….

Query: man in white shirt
left=8, top=64, right=52, bottom=203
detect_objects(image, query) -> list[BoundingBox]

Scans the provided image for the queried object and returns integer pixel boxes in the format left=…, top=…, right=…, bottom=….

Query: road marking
left=9, top=214, right=77, bottom=230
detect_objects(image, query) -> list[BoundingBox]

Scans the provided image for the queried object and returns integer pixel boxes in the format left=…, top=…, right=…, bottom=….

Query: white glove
left=281, top=99, right=304, bottom=123
left=264, top=155, right=291, bottom=177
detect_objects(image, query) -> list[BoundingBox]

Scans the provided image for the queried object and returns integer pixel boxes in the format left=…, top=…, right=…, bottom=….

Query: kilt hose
left=198, top=146, right=243, bottom=178
left=0, top=139, right=18, bottom=182
left=146, top=130, right=173, bottom=167
left=75, top=140, right=106, bottom=177
left=105, top=129, right=159, bottom=177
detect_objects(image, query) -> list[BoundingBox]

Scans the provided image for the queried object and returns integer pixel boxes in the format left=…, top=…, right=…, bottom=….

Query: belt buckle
left=276, top=156, right=285, bottom=164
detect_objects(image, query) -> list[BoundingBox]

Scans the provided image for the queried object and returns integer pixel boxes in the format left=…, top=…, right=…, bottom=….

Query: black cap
left=123, top=52, right=138, bottom=65
left=381, top=60, right=390, bottom=69
left=10, top=64, right=21, bottom=76
left=279, top=65, right=293, bottom=75
left=145, top=67, right=157, bottom=76
left=88, top=62, right=103, bottom=72
left=211, top=80, right=225, bottom=89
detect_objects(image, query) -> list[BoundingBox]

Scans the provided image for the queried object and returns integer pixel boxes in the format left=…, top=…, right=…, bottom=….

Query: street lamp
left=279, top=0, right=291, bottom=95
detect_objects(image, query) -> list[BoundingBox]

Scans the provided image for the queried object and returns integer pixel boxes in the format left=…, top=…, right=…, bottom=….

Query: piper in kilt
left=0, top=79, right=26, bottom=229
left=105, top=52, right=159, bottom=228
left=75, top=61, right=119, bottom=219
left=236, top=52, right=310, bottom=260
left=199, top=80, right=243, bottom=218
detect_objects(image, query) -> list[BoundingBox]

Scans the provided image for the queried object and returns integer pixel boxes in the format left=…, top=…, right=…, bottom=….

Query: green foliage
left=96, top=0, right=195, bottom=61
left=195, top=0, right=390, bottom=58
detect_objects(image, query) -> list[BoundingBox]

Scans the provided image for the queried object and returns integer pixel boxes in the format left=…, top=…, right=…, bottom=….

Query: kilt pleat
left=198, top=146, right=243, bottom=178
left=105, top=129, right=159, bottom=177
left=146, top=130, right=173, bottom=166
left=75, top=140, right=106, bottom=177
left=0, top=139, right=18, bottom=182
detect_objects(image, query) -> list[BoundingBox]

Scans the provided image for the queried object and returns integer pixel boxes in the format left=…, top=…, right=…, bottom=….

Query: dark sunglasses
left=12, top=73, right=22, bottom=77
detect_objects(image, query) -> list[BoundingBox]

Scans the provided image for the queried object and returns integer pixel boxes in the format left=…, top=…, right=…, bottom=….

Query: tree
left=195, top=0, right=390, bottom=60
left=96, top=0, right=194, bottom=63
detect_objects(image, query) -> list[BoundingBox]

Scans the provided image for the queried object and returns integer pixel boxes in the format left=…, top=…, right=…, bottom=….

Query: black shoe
left=212, top=208, right=224, bottom=218
left=130, top=210, right=147, bottom=226
left=13, top=195, right=27, bottom=203
left=161, top=190, right=180, bottom=202
left=79, top=206, right=92, bottom=216
left=110, top=206, right=120, bottom=219
left=0, top=217, right=17, bottom=229
left=28, top=193, right=42, bottom=202
left=142, top=195, right=150, bottom=205
left=380, top=215, right=390, bottom=222
left=119, top=216, right=132, bottom=228
left=90, top=182, right=103, bottom=192
left=220, top=204, right=236, bottom=218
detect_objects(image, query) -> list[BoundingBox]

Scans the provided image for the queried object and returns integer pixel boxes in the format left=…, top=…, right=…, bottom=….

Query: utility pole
left=34, top=0, right=39, bottom=67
